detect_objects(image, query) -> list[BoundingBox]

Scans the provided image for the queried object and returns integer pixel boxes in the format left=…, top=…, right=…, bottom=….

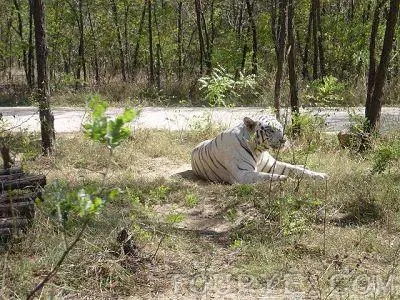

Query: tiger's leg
left=257, top=153, right=328, bottom=180
left=234, top=170, right=287, bottom=184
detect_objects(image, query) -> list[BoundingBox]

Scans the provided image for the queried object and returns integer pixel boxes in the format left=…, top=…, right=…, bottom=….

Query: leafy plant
left=198, top=66, right=256, bottom=107
left=83, top=94, right=139, bottom=150
left=148, top=185, right=171, bottom=203
left=304, top=75, right=346, bottom=106
left=278, top=194, right=322, bottom=237
left=347, top=109, right=369, bottom=134
left=27, top=95, right=137, bottom=299
left=187, top=111, right=223, bottom=142
left=233, top=184, right=254, bottom=197
left=166, top=213, right=185, bottom=224
left=372, top=139, right=400, bottom=174
left=286, top=113, right=326, bottom=151
left=229, top=239, right=243, bottom=250
left=185, top=192, right=199, bottom=207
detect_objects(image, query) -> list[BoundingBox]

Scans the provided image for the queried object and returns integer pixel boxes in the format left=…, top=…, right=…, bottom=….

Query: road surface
left=1, top=106, right=400, bottom=133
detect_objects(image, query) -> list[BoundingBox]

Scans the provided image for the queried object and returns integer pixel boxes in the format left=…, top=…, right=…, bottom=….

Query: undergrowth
left=1, top=123, right=400, bottom=298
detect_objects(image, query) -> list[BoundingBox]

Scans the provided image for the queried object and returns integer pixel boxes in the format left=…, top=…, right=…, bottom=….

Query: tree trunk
left=71, top=0, right=86, bottom=89
left=177, top=1, right=183, bottom=81
left=13, top=0, right=29, bottom=88
left=28, top=0, right=35, bottom=89
left=302, top=1, right=313, bottom=79
left=7, top=18, right=12, bottom=80
left=274, top=0, right=288, bottom=120
left=241, top=42, right=249, bottom=75
left=32, top=0, right=55, bottom=156
left=111, top=0, right=127, bottom=82
left=366, top=0, right=384, bottom=112
left=87, top=7, right=100, bottom=84
left=235, top=1, right=245, bottom=76
left=270, top=0, right=278, bottom=55
left=365, top=0, right=400, bottom=133
left=154, top=0, right=162, bottom=90
left=315, top=0, right=325, bottom=77
left=132, top=2, right=147, bottom=73
left=123, top=3, right=130, bottom=78
left=311, top=0, right=319, bottom=79
left=147, top=0, right=154, bottom=84
left=200, top=0, right=213, bottom=74
left=195, top=0, right=205, bottom=74
left=245, top=0, right=258, bottom=74
left=287, top=0, right=299, bottom=115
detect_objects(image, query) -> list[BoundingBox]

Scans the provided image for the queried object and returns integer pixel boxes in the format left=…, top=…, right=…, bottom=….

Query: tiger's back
left=191, top=125, right=257, bottom=184
left=191, top=136, right=231, bottom=183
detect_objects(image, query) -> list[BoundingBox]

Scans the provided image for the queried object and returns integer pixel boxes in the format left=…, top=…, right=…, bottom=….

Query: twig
left=323, top=179, right=328, bottom=255
left=0, top=110, right=39, bottom=134
left=26, top=217, right=90, bottom=300
left=151, top=235, right=166, bottom=261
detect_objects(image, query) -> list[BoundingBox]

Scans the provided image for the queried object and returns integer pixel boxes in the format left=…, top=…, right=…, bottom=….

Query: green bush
left=286, top=113, right=326, bottom=152
left=198, top=66, right=257, bottom=107
left=304, top=75, right=346, bottom=106
left=372, top=138, right=400, bottom=174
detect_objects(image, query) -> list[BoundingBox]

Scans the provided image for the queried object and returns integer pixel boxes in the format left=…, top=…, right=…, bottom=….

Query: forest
left=1, top=0, right=400, bottom=299
left=1, top=0, right=400, bottom=108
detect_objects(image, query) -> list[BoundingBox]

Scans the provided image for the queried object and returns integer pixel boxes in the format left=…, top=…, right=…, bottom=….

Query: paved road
left=1, top=106, right=400, bottom=133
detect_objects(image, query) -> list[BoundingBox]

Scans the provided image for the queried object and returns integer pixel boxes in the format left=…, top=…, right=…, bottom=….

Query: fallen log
left=0, top=201, right=35, bottom=218
left=0, top=165, right=46, bottom=238
left=0, top=217, right=29, bottom=228
left=0, top=173, right=26, bottom=181
left=0, top=191, right=42, bottom=204
left=0, top=167, right=23, bottom=176
left=0, top=175, right=46, bottom=192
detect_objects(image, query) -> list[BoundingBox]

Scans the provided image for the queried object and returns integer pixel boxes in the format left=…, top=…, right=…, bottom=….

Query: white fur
left=191, top=116, right=328, bottom=184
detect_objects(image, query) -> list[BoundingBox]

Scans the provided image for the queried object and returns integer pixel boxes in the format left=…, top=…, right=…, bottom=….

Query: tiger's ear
left=243, top=117, right=257, bottom=131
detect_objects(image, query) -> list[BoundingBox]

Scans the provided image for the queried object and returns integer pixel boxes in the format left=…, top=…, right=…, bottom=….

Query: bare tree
left=87, top=4, right=100, bottom=84
left=132, top=2, right=147, bottom=73
left=177, top=1, right=183, bottom=81
left=245, top=0, right=258, bottom=74
left=274, top=0, right=288, bottom=119
left=111, top=0, right=127, bottom=81
left=195, top=0, right=205, bottom=74
left=13, top=0, right=29, bottom=88
left=302, top=1, right=312, bottom=79
left=32, top=0, right=55, bottom=155
left=28, top=0, right=35, bottom=88
left=365, top=0, right=400, bottom=133
left=287, top=0, right=299, bottom=115
left=147, top=0, right=155, bottom=84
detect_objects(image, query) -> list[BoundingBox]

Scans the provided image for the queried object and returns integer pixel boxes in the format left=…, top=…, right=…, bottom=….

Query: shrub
left=372, top=137, right=400, bottom=174
left=304, top=75, right=346, bottom=106
left=198, top=66, right=257, bottom=107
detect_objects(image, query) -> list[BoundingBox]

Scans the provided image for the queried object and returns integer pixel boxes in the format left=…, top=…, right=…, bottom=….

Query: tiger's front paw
left=312, top=172, right=329, bottom=180
left=271, top=174, right=287, bottom=181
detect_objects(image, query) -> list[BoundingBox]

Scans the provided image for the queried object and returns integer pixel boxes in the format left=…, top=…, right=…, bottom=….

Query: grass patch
left=1, top=128, right=400, bottom=298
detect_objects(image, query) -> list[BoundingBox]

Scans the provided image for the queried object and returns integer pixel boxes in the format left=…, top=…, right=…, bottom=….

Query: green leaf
left=107, top=188, right=121, bottom=201
left=121, top=108, right=139, bottom=123
left=166, top=213, right=185, bottom=224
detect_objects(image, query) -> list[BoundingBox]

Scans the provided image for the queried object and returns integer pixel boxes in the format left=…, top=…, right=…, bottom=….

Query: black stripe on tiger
left=258, top=156, right=271, bottom=172
left=204, top=146, right=225, bottom=182
left=281, top=165, right=287, bottom=175
left=198, top=146, right=214, bottom=181
left=192, top=145, right=212, bottom=181
left=236, top=134, right=256, bottom=162
left=200, top=144, right=224, bottom=182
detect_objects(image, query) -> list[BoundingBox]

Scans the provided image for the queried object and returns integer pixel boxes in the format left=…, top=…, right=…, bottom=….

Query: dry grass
left=1, top=127, right=400, bottom=299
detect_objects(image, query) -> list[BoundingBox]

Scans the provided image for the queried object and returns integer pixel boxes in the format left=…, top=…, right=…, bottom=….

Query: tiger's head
left=244, top=116, right=286, bottom=150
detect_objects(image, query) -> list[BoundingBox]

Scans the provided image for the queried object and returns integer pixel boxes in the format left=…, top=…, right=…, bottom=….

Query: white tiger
left=191, top=116, right=328, bottom=184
